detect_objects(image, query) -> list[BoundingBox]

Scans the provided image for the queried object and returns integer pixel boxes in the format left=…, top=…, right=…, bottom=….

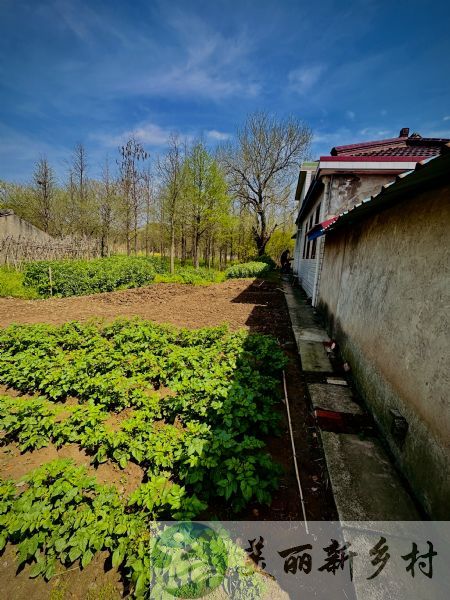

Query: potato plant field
left=0, top=319, right=287, bottom=597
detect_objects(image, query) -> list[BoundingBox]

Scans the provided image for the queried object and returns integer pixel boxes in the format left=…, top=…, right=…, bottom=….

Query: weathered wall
left=326, top=173, right=396, bottom=215
left=317, top=184, right=450, bottom=518
left=0, top=210, right=52, bottom=242
left=295, top=173, right=397, bottom=303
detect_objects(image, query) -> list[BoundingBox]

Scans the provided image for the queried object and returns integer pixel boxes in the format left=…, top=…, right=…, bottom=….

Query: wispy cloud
left=443, top=116, right=450, bottom=121
left=49, top=0, right=128, bottom=45
left=346, top=110, right=356, bottom=120
left=288, top=65, right=324, bottom=94
left=92, top=122, right=233, bottom=150
left=311, top=127, right=354, bottom=156
left=91, top=122, right=176, bottom=149
left=205, top=130, right=232, bottom=141
left=0, top=123, right=69, bottom=182
left=106, top=10, right=261, bottom=102
left=359, top=127, right=392, bottom=138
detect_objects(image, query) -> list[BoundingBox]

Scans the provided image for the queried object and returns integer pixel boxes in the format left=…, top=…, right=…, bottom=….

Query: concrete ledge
left=282, top=280, right=421, bottom=524
left=321, top=432, right=420, bottom=520
left=309, top=383, right=363, bottom=415
left=297, top=340, right=333, bottom=373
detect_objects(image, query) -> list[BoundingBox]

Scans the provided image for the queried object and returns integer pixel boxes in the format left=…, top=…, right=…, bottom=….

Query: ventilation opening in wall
left=390, top=408, right=409, bottom=448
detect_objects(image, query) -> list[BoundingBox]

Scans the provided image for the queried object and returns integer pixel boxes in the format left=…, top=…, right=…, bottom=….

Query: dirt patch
left=0, top=385, right=35, bottom=399
left=0, top=443, right=144, bottom=497
left=104, top=408, right=135, bottom=432
left=0, top=280, right=277, bottom=332
left=1, top=545, right=123, bottom=600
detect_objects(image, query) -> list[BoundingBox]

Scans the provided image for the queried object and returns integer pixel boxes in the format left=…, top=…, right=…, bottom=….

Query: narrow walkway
left=282, top=280, right=420, bottom=521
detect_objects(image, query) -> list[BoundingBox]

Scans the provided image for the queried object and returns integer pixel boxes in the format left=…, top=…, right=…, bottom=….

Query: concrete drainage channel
left=281, top=279, right=420, bottom=522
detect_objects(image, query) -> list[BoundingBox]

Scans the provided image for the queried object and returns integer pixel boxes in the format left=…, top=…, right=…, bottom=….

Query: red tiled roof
left=331, top=132, right=450, bottom=158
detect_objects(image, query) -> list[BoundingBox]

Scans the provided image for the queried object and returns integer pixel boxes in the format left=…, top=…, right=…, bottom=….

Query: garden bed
left=0, top=280, right=336, bottom=598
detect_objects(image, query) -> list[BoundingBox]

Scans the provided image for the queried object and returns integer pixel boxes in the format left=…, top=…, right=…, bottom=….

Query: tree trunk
left=170, top=216, right=175, bottom=274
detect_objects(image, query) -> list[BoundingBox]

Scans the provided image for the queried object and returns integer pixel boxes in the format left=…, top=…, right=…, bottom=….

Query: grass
left=154, top=265, right=225, bottom=285
left=0, top=266, right=39, bottom=299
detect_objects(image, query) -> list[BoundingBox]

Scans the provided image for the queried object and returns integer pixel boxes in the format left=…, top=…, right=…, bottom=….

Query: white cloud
left=346, top=110, right=356, bottom=120
left=359, top=127, right=392, bottom=138
left=49, top=0, right=128, bottom=45
left=288, top=65, right=324, bottom=94
left=91, top=122, right=175, bottom=149
left=0, top=123, right=69, bottom=182
left=109, top=12, right=261, bottom=102
left=205, top=130, right=232, bottom=141
left=443, top=116, right=450, bottom=121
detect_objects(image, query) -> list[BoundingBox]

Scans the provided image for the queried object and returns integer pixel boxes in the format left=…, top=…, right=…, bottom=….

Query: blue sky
left=1, top=0, right=450, bottom=182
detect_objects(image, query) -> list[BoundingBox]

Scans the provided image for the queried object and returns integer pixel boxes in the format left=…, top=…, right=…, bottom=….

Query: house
left=292, top=129, right=450, bottom=305
left=314, top=147, right=450, bottom=519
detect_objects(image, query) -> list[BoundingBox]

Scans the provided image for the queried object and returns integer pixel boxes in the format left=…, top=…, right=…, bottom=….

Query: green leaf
left=29, top=562, right=44, bottom=578
left=54, top=538, right=67, bottom=553
left=68, top=546, right=82, bottom=563
left=112, top=548, right=124, bottom=568
left=81, top=549, right=94, bottom=568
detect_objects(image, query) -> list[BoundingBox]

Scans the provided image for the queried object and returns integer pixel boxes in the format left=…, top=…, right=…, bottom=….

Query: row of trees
left=0, top=113, right=312, bottom=270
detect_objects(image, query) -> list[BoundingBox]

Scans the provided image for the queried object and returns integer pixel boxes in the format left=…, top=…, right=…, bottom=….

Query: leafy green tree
left=184, top=142, right=230, bottom=268
left=157, top=135, right=185, bottom=273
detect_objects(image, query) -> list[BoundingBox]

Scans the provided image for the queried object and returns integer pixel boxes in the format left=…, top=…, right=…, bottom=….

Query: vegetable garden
left=0, top=318, right=287, bottom=597
left=0, top=254, right=277, bottom=299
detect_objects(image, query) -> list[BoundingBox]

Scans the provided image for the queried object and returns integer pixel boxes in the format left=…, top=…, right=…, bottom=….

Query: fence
left=0, top=235, right=101, bottom=268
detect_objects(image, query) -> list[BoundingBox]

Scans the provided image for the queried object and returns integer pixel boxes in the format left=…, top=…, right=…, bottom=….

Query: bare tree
left=221, top=111, right=311, bottom=255
left=71, top=143, right=93, bottom=236
left=142, top=167, right=153, bottom=256
left=99, top=157, right=116, bottom=257
left=118, top=138, right=148, bottom=255
left=33, top=157, right=55, bottom=233
left=157, top=135, right=185, bottom=273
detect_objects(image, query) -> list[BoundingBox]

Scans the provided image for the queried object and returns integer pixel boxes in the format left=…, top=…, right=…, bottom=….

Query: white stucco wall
left=317, top=184, right=450, bottom=518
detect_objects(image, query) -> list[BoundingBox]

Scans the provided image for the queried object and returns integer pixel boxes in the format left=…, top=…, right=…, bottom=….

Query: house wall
left=317, top=184, right=450, bottom=519
left=294, top=172, right=397, bottom=304
left=294, top=196, right=325, bottom=300
left=326, top=173, right=397, bottom=215
left=0, top=210, right=52, bottom=242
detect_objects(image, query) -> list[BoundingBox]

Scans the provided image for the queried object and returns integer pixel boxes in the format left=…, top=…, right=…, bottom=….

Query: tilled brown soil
left=0, top=280, right=280, bottom=332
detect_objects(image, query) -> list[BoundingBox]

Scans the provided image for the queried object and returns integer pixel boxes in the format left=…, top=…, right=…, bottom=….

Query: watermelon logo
left=150, top=523, right=229, bottom=598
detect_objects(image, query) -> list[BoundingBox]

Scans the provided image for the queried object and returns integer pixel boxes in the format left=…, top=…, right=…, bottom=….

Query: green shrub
left=156, top=266, right=224, bottom=285
left=23, top=256, right=156, bottom=298
left=224, top=261, right=271, bottom=279
left=147, top=256, right=170, bottom=274
left=0, top=267, right=39, bottom=298
left=249, top=254, right=277, bottom=269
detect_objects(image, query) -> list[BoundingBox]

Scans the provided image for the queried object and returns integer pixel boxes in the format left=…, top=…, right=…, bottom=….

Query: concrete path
left=282, top=280, right=420, bottom=521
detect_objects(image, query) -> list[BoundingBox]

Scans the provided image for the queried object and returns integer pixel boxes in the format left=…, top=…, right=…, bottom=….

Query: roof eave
left=326, top=150, right=450, bottom=234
